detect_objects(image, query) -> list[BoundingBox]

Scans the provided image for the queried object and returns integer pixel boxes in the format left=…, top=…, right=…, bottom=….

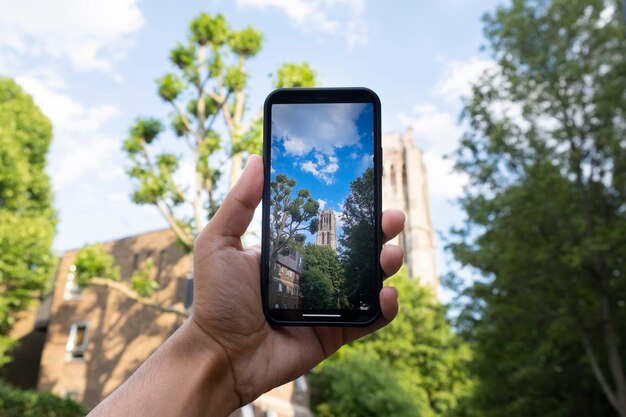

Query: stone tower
left=382, top=128, right=437, bottom=288
left=316, top=209, right=337, bottom=251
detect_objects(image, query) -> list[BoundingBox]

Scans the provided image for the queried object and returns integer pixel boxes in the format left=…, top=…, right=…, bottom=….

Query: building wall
left=36, top=228, right=311, bottom=416
left=382, top=129, right=438, bottom=288
left=37, top=229, right=190, bottom=406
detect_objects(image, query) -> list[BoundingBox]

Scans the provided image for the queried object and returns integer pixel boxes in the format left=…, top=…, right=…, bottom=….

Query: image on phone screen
left=267, top=100, right=378, bottom=317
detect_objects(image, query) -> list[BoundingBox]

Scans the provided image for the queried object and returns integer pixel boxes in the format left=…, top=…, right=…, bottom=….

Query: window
left=62, top=389, right=79, bottom=401
left=278, top=283, right=283, bottom=292
left=183, top=277, right=194, bottom=310
left=295, top=375, right=308, bottom=392
left=64, top=264, right=82, bottom=300
left=66, top=322, right=88, bottom=360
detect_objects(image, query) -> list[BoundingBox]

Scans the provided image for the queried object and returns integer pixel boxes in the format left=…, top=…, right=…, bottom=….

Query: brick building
left=13, top=228, right=311, bottom=416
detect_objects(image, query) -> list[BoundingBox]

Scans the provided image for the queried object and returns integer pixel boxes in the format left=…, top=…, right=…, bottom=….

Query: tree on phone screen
left=340, top=168, right=376, bottom=308
left=268, top=173, right=319, bottom=272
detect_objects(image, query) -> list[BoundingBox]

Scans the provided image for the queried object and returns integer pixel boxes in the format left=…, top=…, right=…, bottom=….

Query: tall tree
left=298, top=244, right=348, bottom=309
left=339, top=167, right=376, bottom=308
left=312, top=268, right=475, bottom=416
left=269, top=174, right=319, bottom=269
left=448, top=0, right=626, bottom=415
left=0, top=79, right=56, bottom=366
left=123, top=12, right=318, bottom=250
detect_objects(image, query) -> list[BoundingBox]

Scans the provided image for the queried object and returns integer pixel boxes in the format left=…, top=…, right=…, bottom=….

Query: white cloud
left=0, top=0, right=144, bottom=71
left=15, top=75, right=123, bottom=190
left=283, top=137, right=308, bottom=155
left=301, top=160, right=319, bottom=176
left=236, top=0, right=368, bottom=47
left=434, top=56, right=496, bottom=103
left=422, top=152, right=468, bottom=199
left=397, top=104, right=463, bottom=156
left=317, top=199, right=327, bottom=210
left=16, top=75, right=120, bottom=132
left=273, top=102, right=366, bottom=156
left=300, top=153, right=339, bottom=185
left=395, top=55, right=497, bottom=200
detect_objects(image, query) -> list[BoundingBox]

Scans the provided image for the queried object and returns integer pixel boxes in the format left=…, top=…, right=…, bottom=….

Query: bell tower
left=316, top=210, right=337, bottom=251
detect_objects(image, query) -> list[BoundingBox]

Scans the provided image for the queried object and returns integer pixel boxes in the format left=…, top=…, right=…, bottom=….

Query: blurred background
left=0, top=0, right=624, bottom=416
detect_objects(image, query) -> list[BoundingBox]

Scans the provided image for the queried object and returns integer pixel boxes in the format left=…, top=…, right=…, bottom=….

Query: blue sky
left=271, top=102, right=374, bottom=243
left=0, top=0, right=503, bottom=298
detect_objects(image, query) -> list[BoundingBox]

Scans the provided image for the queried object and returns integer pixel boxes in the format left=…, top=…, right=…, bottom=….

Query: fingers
left=343, top=286, right=399, bottom=344
left=380, top=244, right=403, bottom=278
left=198, top=155, right=264, bottom=245
left=382, top=209, right=405, bottom=244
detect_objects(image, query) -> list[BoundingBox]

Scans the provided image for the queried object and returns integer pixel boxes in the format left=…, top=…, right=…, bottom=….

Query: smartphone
left=261, top=88, right=383, bottom=326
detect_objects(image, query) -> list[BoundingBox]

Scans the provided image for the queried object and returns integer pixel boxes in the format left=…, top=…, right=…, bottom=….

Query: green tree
left=339, top=167, right=376, bottom=308
left=269, top=174, right=319, bottom=270
left=73, top=244, right=184, bottom=316
left=448, top=0, right=626, bottom=415
left=123, top=12, right=318, bottom=251
left=0, top=381, right=87, bottom=417
left=312, top=268, right=474, bottom=416
left=311, top=349, right=421, bottom=417
left=299, top=244, right=348, bottom=309
left=0, top=79, right=56, bottom=366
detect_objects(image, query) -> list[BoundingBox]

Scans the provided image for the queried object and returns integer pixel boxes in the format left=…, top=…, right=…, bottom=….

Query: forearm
left=88, top=319, right=239, bottom=417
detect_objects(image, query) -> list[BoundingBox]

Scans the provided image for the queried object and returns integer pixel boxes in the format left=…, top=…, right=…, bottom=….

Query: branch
left=172, top=102, right=200, bottom=148
left=580, top=331, right=621, bottom=413
left=89, top=277, right=187, bottom=318
left=155, top=202, right=193, bottom=249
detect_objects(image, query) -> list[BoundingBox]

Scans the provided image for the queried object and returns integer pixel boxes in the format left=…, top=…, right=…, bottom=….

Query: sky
left=0, top=0, right=503, bottom=297
left=271, top=102, right=374, bottom=243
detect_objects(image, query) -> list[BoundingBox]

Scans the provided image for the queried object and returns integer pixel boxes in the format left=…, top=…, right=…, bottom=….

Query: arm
left=88, top=155, right=404, bottom=416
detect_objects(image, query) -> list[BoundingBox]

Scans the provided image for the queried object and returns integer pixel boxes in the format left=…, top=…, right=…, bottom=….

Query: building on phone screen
left=382, top=128, right=438, bottom=288
left=269, top=248, right=303, bottom=309
left=315, top=209, right=337, bottom=251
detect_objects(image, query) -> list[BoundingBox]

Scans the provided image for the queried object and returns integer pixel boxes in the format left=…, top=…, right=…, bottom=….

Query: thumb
left=198, top=155, right=264, bottom=245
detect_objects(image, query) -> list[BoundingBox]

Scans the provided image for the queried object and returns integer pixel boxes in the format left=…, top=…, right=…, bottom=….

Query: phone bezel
left=261, top=87, right=383, bottom=327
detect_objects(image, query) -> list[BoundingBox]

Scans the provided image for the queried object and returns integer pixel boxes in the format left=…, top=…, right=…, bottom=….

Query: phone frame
left=261, top=87, right=383, bottom=326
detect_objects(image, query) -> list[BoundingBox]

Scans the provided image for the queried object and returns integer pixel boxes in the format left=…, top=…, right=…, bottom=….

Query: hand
left=190, top=154, right=405, bottom=407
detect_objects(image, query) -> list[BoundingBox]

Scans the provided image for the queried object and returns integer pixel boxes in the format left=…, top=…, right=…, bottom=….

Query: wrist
left=177, top=318, right=241, bottom=416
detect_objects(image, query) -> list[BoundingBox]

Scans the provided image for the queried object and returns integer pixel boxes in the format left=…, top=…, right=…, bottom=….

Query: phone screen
left=263, top=89, right=382, bottom=325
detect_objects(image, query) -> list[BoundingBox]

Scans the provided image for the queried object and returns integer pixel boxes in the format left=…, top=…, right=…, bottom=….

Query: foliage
left=123, top=12, right=320, bottom=253
left=0, top=381, right=87, bottom=417
left=130, top=259, right=158, bottom=298
left=0, top=78, right=56, bottom=367
left=448, top=0, right=626, bottom=415
left=268, top=174, right=319, bottom=265
left=74, top=244, right=120, bottom=287
left=311, top=349, right=421, bottom=417
left=339, top=168, right=377, bottom=308
left=274, top=62, right=317, bottom=88
left=299, top=244, right=348, bottom=309
left=312, top=268, right=475, bottom=417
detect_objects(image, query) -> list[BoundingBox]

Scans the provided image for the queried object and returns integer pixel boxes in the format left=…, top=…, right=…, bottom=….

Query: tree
left=448, top=0, right=626, bottom=415
left=299, top=244, right=348, bottom=309
left=0, top=381, right=87, bottom=417
left=339, top=167, right=376, bottom=308
left=311, top=267, right=475, bottom=417
left=72, top=243, right=186, bottom=317
left=310, top=349, right=421, bottom=417
left=123, top=12, right=318, bottom=251
left=268, top=174, right=319, bottom=269
left=0, top=79, right=56, bottom=367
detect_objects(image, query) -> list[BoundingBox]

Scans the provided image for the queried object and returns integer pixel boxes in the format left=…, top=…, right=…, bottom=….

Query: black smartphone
left=261, top=87, right=383, bottom=326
